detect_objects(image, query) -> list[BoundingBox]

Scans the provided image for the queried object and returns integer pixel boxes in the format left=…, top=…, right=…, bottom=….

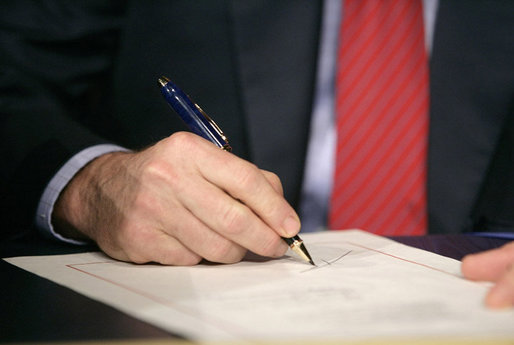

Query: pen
left=158, top=76, right=315, bottom=266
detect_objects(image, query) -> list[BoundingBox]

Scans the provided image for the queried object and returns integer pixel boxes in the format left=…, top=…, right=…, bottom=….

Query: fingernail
left=282, top=213, right=301, bottom=237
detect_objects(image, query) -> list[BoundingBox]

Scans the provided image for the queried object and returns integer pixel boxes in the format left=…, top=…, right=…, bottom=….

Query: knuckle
left=167, top=131, right=197, bottom=149
left=117, top=228, right=151, bottom=262
left=126, top=253, right=150, bottom=265
left=140, top=157, right=184, bottom=195
left=165, top=131, right=203, bottom=159
left=180, top=256, right=203, bottom=266
left=142, top=159, right=173, bottom=184
left=121, top=227, right=203, bottom=266
left=165, top=251, right=202, bottom=266
left=205, top=241, right=246, bottom=264
left=121, top=239, right=151, bottom=264
left=233, top=163, right=260, bottom=190
left=220, top=204, right=248, bottom=236
left=223, top=248, right=247, bottom=264
left=265, top=171, right=283, bottom=192
left=205, top=240, right=236, bottom=262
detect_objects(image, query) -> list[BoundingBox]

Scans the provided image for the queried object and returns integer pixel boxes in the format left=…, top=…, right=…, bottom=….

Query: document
left=4, top=230, right=514, bottom=343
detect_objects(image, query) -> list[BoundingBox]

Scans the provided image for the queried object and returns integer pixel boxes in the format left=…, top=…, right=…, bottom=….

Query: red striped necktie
left=329, top=0, right=429, bottom=236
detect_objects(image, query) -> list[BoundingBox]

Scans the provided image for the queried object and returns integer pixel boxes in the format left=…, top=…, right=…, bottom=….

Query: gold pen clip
left=194, top=104, right=232, bottom=151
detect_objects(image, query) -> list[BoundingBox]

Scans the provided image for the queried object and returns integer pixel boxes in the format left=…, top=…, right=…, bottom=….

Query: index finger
left=196, top=145, right=301, bottom=238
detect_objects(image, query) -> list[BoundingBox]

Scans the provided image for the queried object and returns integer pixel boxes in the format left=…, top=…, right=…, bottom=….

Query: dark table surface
left=1, top=231, right=511, bottom=343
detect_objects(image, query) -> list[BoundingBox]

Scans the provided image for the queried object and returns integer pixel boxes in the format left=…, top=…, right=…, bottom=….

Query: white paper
left=4, top=230, right=514, bottom=343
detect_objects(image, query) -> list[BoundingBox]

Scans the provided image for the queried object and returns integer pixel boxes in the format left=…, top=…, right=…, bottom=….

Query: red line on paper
left=65, top=261, right=250, bottom=336
left=343, top=241, right=461, bottom=278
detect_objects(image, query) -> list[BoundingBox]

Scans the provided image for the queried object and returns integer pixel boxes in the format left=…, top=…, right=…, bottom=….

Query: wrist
left=52, top=151, right=129, bottom=241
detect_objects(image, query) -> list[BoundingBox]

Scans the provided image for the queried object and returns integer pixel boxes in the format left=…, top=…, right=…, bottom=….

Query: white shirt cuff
left=35, top=144, right=130, bottom=244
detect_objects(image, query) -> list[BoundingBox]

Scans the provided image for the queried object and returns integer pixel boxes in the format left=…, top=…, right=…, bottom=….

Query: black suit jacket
left=1, top=1, right=513, bottom=239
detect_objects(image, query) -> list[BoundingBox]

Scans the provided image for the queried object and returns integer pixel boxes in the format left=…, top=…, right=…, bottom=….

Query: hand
left=461, top=241, right=514, bottom=308
left=52, top=132, right=300, bottom=265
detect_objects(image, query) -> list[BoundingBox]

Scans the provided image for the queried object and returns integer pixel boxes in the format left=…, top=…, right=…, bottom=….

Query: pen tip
left=158, top=76, right=170, bottom=88
left=299, top=242, right=315, bottom=266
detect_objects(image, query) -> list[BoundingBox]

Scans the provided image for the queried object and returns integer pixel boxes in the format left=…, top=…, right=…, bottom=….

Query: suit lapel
left=229, top=0, right=322, bottom=205
left=428, top=1, right=513, bottom=233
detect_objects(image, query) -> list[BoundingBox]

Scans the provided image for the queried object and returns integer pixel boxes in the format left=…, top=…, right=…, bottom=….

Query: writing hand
left=52, top=132, right=300, bottom=265
left=461, top=241, right=514, bottom=308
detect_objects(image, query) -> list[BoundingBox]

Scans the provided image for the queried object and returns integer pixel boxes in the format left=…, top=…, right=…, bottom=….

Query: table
left=1, top=231, right=510, bottom=343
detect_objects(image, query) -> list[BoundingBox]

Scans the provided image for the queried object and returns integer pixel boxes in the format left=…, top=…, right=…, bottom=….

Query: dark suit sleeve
left=0, top=1, right=127, bottom=238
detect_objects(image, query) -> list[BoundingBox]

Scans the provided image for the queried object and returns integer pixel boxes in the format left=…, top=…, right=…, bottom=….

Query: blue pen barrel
left=160, top=79, right=228, bottom=150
